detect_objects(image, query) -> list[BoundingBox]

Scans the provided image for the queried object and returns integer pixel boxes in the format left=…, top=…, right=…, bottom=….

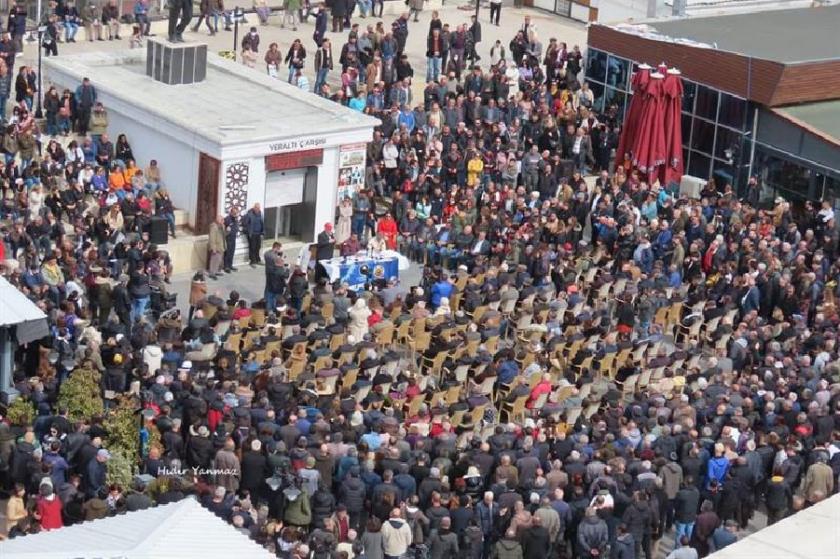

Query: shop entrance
left=264, top=167, right=318, bottom=243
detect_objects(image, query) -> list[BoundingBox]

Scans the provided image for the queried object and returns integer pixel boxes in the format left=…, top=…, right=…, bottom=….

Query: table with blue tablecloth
left=319, top=250, right=410, bottom=290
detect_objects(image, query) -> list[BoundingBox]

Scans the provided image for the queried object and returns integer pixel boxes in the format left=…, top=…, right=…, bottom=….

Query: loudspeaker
left=148, top=216, right=169, bottom=245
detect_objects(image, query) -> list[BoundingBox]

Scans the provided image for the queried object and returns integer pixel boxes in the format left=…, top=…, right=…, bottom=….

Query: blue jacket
left=706, top=456, right=730, bottom=489
left=74, top=84, right=97, bottom=109
left=474, top=500, right=498, bottom=536
left=430, top=280, right=453, bottom=308
left=397, top=110, right=415, bottom=132
left=242, top=209, right=264, bottom=235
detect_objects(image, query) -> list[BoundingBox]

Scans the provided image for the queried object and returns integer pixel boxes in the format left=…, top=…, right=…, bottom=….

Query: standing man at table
left=315, top=223, right=335, bottom=282
left=264, top=242, right=288, bottom=312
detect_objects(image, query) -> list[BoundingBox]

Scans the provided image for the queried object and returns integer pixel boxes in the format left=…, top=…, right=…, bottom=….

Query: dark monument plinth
left=146, top=37, right=208, bottom=85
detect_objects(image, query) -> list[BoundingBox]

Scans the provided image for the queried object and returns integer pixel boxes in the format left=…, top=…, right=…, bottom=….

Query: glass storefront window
left=714, top=127, right=742, bottom=161
left=606, top=55, right=630, bottom=90
left=718, top=93, right=747, bottom=131
left=682, top=81, right=697, bottom=113
left=605, top=87, right=627, bottom=121
left=681, top=113, right=693, bottom=149
left=691, top=119, right=715, bottom=155
left=695, top=85, right=719, bottom=121
left=586, top=49, right=608, bottom=84
left=688, top=152, right=711, bottom=179
left=589, top=81, right=606, bottom=114
left=712, top=160, right=736, bottom=187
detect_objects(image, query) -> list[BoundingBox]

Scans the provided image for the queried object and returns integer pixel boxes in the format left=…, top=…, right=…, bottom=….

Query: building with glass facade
left=586, top=6, right=840, bottom=210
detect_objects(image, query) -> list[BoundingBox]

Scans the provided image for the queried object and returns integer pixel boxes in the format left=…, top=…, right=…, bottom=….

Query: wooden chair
left=407, top=331, right=432, bottom=361
left=499, top=394, right=528, bottom=424
left=637, top=368, right=652, bottom=390
left=396, top=320, right=412, bottom=345
left=341, top=367, right=360, bottom=391
left=653, top=306, right=670, bottom=328
left=251, top=307, right=266, bottom=327
left=422, top=351, right=448, bottom=380
left=444, top=385, right=461, bottom=405
left=238, top=315, right=252, bottom=329
left=375, top=324, right=395, bottom=349
left=315, top=374, right=340, bottom=396
left=472, top=376, right=497, bottom=398
left=321, top=302, right=334, bottom=321
left=583, top=401, right=601, bottom=420
left=484, top=335, right=500, bottom=355
left=286, top=358, right=306, bottom=382
left=449, top=408, right=466, bottom=428
left=300, top=294, right=312, bottom=314
left=564, top=406, right=583, bottom=430
left=311, top=355, right=333, bottom=373
left=618, top=373, right=639, bottom=401
left=469, top=305, right=488, bottom=323
left=329, top=332, right=346, bottom=352
left=242, top=330, right=261, bottom=351
left=336, top=348, right=356, bottom=367
left=286, top=340, right=308, bottom=361
left=404, top=395, right=425, bottom=418
left=354, top=383, right=372, bottom=403
left=224, top=332, right=242, bottom=352
left=466, top=403, right=488, bottom=428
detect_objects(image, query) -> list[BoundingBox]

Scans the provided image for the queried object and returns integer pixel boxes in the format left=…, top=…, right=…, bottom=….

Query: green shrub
left=6, top=397, right=35, bottom=427
left=57, top=367, right=104, bottom=422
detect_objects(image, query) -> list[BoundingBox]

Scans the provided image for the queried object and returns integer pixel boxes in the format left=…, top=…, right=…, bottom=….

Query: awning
left=0, top=277, right=48, bottom=344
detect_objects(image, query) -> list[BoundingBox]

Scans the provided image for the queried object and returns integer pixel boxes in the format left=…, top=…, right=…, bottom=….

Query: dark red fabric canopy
left=615, top=65, right=651, bottom=166
left=661, top=69, right=685, bottom=186
left=632, top=72, right=666, bottom=179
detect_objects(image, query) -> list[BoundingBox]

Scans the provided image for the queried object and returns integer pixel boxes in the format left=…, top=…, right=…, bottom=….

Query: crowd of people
left=0, top=4, right=839, bottom=559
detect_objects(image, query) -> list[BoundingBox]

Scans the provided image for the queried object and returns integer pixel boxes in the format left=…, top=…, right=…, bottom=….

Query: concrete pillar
left=0, top=327, right=19, bottom=404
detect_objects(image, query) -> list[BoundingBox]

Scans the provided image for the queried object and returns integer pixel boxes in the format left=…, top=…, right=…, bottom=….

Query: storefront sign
left=268, top=137, right=328, bottom=153
left=337, top=143, right=367, bottom=202
left=265, top=149, right=324, bottom=171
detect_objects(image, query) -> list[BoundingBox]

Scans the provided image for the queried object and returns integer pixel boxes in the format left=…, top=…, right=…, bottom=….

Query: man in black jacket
left=468, top=15, right=481, bottom=63
left=314, top=223, right=335, bottom=282
left=673, top=477, right=700, bottom=548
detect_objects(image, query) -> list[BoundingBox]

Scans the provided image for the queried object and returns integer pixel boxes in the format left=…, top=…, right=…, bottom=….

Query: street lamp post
left=35, top=24, right=44, bottom=119
left=232, top=6, right=244, bottom=61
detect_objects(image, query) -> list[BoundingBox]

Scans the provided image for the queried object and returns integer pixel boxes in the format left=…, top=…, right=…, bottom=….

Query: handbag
left=267, top=63, right=278, bottom=78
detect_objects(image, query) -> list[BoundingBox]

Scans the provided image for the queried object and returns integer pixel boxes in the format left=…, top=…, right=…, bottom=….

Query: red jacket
left=37, top=496, right=64, bottom=530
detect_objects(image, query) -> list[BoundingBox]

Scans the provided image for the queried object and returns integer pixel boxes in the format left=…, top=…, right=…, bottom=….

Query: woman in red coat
left=377, top=213, right=398, bottom=250
left=36, top=485, right=64, bottom=531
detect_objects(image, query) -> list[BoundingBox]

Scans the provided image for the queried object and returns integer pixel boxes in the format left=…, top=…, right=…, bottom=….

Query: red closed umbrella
left=632, top=71, right=666, bottom=178
left=615, top=63, right=651, bottom=168
left=661, top=68, right=685, bottom=186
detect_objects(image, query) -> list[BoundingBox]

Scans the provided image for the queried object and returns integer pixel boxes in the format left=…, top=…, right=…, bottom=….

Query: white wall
left=314, top=146, right=340, bottom=238
left=104, top=110, right=200, bottom=222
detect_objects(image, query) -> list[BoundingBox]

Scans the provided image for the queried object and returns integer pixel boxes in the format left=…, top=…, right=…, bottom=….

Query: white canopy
left=708, top=492, right=840, bottom=559
left=0, top=276, right=48, bottom=344
left=0, top=497, right=275, bottom=559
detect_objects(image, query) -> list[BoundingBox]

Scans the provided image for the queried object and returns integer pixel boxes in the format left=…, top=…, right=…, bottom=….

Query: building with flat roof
left=587, top=6, right=840, bottom=210
left=43, top=42, right=378, bottom=252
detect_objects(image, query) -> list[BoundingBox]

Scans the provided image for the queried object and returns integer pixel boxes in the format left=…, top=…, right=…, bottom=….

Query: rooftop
left=708, top=492, right=840, bottom=559
left=774, top=99, right=840, bottom=147
left=647, top=6, right=840, bottom=63
left=43, top=49, right=378, bottom=146
left=0, top=497, right=276, bottom=559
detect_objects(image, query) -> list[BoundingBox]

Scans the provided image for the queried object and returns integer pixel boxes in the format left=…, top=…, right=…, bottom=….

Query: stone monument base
left=146, top=37, right=208, bottom=85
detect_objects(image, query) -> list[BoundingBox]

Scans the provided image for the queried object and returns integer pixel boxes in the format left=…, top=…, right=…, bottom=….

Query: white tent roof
left=708, top=492, right=840, bottom=559
left=0, top=497, right=276, bottom=559
left=0, top=276, right=48, bottom=343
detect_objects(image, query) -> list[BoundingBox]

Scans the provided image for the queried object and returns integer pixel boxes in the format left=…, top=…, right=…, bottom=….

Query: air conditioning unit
left=680, top=175, right=707, bottom=199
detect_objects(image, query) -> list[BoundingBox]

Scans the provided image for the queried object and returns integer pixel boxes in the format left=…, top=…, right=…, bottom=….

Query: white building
left=44, top=45, right=377, bottom=268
